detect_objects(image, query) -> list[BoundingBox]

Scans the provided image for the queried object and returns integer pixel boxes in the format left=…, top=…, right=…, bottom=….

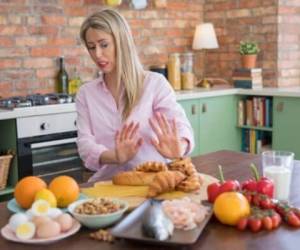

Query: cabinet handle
left=276, top=102, right=284, bottom=112
left=202, top=103, right=207, bottom=113
left=191, top=104, right=196, bottom=115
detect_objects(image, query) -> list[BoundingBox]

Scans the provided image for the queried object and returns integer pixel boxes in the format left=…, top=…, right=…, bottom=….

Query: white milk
left=264, top=165, right=292, bottom=201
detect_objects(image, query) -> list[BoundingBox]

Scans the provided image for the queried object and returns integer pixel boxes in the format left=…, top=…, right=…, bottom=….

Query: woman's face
left=85, top=28, right=116, bottom=74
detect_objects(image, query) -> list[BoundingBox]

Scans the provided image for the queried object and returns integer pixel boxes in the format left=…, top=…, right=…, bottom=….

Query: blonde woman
left=76, top=9, right=194, bottom=181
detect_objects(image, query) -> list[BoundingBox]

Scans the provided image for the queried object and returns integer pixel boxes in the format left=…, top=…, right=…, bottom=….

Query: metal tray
left=111, top=199, right=213, bottom=245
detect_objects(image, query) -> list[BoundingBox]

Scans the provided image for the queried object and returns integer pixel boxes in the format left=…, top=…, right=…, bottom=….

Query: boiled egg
left=31, top=200, right=51, bottom=216
left=31, top=216, right=51, bottom=227
left=48, top=208, right=63, bottom=219
left=55, top=213, right=73, bottom=232
left=36, top=220, right=61, bottom=238
left=8, top=213, right=29, bottom=232
left=15, top=222, right=36, bottom=240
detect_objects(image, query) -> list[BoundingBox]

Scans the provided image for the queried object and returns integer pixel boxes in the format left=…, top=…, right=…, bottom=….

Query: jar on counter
left=167, top=53, right=181, bottom=90
left=181, top=52, right=194, bottom=90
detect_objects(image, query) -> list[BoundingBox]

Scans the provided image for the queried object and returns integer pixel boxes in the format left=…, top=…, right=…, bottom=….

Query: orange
left=213, top=192, right=250, bottom=226
left=49, top=176, right=79, bottom=208
left=14, top=176, right=47, bottom=209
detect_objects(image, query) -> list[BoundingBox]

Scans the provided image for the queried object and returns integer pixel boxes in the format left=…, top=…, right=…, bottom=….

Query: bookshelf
left=237, top=96, right=273, bottom=154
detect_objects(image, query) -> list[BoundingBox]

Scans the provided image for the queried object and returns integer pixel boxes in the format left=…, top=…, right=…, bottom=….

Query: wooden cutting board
left=81, top=173, right=218, bottom=210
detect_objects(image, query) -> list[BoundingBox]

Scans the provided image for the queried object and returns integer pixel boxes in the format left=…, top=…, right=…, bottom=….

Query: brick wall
left=1, top=0, right=299, bottom=98
left=278, top=0, right=300, bottom=86
left=204, top=0, right=279, bottom=87
left=0, top=0, right=203, bottom=98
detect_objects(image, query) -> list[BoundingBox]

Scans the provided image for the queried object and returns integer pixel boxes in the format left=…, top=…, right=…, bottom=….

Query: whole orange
left=49, top=176, right=79, bottom=208
left=213, top=192, right=250, bottom=226
left=14, top=176, right=47, bottom=209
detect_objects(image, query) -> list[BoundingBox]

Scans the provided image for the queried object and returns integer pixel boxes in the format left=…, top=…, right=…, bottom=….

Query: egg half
left=31, top=200, right=51, bottom=216
left=16, top=222, right=36, bottom=240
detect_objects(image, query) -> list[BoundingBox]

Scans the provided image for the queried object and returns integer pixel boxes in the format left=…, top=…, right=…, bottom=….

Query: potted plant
left=239, top=41, right=260, bottom=68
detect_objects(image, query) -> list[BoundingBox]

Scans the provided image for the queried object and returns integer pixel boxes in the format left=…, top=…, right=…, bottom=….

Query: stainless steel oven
left=16, top=112, right=87, bottom=183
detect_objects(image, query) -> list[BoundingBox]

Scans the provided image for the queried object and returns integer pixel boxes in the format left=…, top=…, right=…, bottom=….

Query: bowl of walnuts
left=68, top=198, right=129, bottom=229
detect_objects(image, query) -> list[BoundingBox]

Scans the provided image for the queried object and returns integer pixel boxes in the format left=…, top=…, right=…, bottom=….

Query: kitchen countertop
left=1, top=86, right=300, bottom=120
left=0, top=150, right=299, bottom=250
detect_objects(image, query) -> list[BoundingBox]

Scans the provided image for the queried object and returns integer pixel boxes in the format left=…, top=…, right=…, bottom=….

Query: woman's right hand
left=115, top=122, right=143, bottom=164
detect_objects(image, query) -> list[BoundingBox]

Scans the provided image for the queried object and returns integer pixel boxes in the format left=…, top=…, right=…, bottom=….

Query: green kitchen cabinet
left=178, top=99, right=200, bottom=157
left=273, top=97, right=300, bottom=160
left=178, top=95, right=241, bottom=156
left=198, top=95, right=241, bottom=154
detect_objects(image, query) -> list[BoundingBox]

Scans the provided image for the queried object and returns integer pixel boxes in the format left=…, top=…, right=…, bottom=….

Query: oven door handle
left=30, top=138, right=77, bottom=149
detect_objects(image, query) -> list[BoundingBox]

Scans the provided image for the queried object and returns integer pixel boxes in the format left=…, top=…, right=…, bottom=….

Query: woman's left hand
left=149, top=112, right=182, bottom=159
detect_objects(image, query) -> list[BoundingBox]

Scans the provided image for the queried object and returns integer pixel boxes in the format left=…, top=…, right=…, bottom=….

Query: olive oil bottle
left=68, top=68, right=82, bottom=95
left=57, top=56, right=69, bottom=93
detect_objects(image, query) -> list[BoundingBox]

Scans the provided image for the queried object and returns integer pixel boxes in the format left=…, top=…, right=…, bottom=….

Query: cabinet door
left=199, top=95, right=241, bottom=155
left=273, top=97, right=300, bottom=160
left=178, top=99, right=200, bottom=156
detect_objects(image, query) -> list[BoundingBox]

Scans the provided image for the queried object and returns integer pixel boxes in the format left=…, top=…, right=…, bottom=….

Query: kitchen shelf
left=237, top=125, right=273, bottom=132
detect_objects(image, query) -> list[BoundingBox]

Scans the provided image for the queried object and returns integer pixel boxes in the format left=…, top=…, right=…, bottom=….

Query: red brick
left=16, top=37, right=47, bottom=47
left=62, top=47, right=87, bottom=57
left=31, top=47, right=61, bottom=57
left=239, top=0, right=263, bottom=9
left=0, top=59, right=21, bottom=68
left=27, top=26, right=58, bottom=36
left=41, top=16, right=66, bottom=25
left=36, top=68, right=57, bottom=79
left=4, top=70, right=34, bottom=80
left=0, top=25, right=26, bottom=35
left=0, top=48, right=28, bottom=57
left=23, top=58, right=54, bottom=68
left=47, top=37, right=77, bottom=46
left=64, top=6, right=88, bottom=16
left=0, top=37, right=14, bottom=47
left=63, top=0, right=82, bottom=5
left=0, top=82, right=13, bottom=98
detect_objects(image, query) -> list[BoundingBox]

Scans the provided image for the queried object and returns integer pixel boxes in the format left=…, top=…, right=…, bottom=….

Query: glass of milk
left=262, top=151, right=294, bottom=201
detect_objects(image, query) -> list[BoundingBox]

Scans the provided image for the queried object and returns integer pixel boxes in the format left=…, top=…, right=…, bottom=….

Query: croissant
left=134, top=161, right=168, bottom=172
left=112, top=171, right=157, bottom=186
left=168, top=158, right=197, bottom=176
left=176, top=173, right=203, bottom=193
left=147, top=171, right=186, bottom=197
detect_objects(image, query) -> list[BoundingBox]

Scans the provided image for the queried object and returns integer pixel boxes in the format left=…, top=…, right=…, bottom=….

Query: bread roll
left=147, top=171, right=186, bottom=197
left=112, top=171, right=156, bottom=186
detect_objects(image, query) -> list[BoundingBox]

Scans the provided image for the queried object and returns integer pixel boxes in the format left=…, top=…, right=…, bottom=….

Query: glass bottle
left=167, top=53, right=181, bottom=90
left=181, top=52, right=194, bottom=90
left=57, top=56, right=69, bottom=94
left=68, top=68, right=82, bottom=95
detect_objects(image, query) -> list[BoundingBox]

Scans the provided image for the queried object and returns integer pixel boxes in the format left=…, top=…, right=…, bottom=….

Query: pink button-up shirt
left=76, top=71, right=194, bottom=182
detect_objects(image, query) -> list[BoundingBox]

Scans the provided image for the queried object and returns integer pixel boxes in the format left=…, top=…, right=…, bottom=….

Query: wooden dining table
left=0, top=150, right=299, bottom=250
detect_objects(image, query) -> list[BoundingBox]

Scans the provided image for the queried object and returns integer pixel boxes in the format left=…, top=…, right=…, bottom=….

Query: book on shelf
left=238, top=97, right=272, bottom=128
left=237, top=100, right=245, bottom=126
left=241, top=129, right=272, bottom=154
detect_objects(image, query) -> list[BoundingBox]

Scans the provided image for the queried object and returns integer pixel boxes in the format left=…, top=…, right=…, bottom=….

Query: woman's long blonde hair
left=80, top=9, right=145, bottom=119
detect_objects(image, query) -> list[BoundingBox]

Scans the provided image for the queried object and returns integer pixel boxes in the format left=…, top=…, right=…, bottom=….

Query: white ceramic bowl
left=68, top=198, right=128, bottom=229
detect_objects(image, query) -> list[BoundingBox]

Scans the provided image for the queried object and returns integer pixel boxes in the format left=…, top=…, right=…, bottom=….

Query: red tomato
left=286, top=211, right=300, bottom=227
left=262, top=216, right=273, bottom=231
left=237, top=217, right=248, bottom=231
left=248, top=217, right=262, bottom=233
left=271, top=213, right=282, bottom=229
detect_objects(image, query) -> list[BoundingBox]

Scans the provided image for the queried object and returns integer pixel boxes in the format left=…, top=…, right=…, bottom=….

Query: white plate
left=1, top=220, right=81, bottom=245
